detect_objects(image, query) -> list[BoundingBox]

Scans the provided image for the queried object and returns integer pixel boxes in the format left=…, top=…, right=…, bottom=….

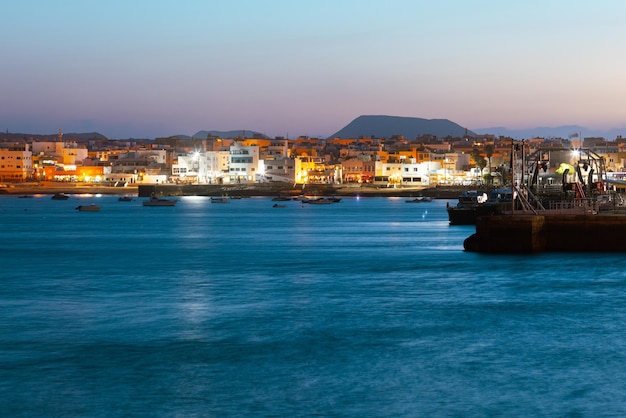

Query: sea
left=2, top=194, right=626, bottom=417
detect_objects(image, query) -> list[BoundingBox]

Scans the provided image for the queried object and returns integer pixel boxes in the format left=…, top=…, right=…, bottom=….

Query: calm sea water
left=2, top=194, right=626, bottom=417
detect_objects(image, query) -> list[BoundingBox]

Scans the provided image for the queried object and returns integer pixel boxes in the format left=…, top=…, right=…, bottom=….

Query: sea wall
left=137, top=183, right=449, bottom=198
left=137, top=184, right=337, bottom=197
left=1, top=182, right=462, bottom=198
left=464, top=214, right=626, bottom=253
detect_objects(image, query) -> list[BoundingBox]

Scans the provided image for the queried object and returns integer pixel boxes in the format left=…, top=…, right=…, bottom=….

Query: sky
left=2, top=0, right=626, bottom=139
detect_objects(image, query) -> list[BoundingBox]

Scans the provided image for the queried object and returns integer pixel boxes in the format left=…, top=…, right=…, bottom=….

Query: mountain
left=192, top=130, right=267, bottom=139
left=329, top=115, right=473, bottom=139
left=473, top=125, right=626, bottom=140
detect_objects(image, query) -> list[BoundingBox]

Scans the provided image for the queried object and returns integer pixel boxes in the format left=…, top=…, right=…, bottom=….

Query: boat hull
left=447, top=204, right=497, bottom=225
left=143, top=195, right=177, bottom=206
left=143, top=201, right=176, bottom=206
left=76, top=205, right=101, bottom=212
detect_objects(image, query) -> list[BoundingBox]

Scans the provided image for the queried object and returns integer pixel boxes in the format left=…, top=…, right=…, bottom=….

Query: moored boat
left=51, top=193, right=70, bottom=200
left=302, top=196, right=340, bottom=204
left=118, top=196, right=133, bottom=202
left=210, top=196, right=229, bottom=203
left=447, top=188, right=511, bottom=225
left=143, top=194, right=177, bottom=206
left=406, top=196, right=432, bottom=203
left=307, top=198, right=334, bottom=205
left=75, top=204, right=101, bottom=212
left=446, top=190, right=489, bottom=225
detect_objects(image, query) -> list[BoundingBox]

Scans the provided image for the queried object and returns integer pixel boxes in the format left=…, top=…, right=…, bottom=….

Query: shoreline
left=0, top=182, right=466, bottom=199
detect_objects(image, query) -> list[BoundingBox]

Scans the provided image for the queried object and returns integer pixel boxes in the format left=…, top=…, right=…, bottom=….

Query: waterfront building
left=75, top=165, right=109, bottom=183
left=31, top=141, right=88, bottom=166
left=342, top=156, right=375, bottom=183
left=262, top=156, right=296, bottom=183
left=431, top=152, right=470, bottom=185
left=295, top=156, right=338, bottom=184
left=206, top=151, right=231, bottom=183
left=0, top=143, right=33, bottom=182
left=400, top=160, right=437, bottom=187
left=40, top=164, right=110, bottom=183
left=374, top=161, right=402, bottom=187
left=172, top=150, right=230, bottom=184
left=229, top=143, right=260, bottom=183
left=103, top=149, right=169, bottom=184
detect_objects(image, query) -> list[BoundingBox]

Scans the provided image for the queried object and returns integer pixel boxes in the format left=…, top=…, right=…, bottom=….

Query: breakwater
left=464, top=213, right=626, bottom=253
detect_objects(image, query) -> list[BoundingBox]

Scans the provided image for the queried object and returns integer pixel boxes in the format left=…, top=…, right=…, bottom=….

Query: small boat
left=272, top=196, right=292, bottom=201
left=18, top=195, right=33, bottom=198
left=143, top=194, right=177, bottom=207
left=272, top=203, right=287, bottom=208
left=75, top=204, right=101, bottom=212
left=406, top=196, right=432, bottom=203
left=51, top=193, right=70, bottom=200
left=303, top=197, right=340, bottom=204
left=307, top=198, right=333, bottom=205
left=211, top=197, right=229, bottom=203
left=118, top=196, right=134, bottom=202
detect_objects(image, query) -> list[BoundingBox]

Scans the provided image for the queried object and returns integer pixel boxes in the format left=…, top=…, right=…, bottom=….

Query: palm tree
left=484, top=144, right=495, bottom=184
left=471, top=147, right=487, bottom=183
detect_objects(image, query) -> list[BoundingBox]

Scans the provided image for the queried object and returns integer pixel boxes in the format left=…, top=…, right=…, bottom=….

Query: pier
left=464, top=213, right=626, bottom=253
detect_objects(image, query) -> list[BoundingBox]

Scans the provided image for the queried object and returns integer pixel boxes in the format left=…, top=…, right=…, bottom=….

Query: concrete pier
left=464, top=213, right=626, bottom=253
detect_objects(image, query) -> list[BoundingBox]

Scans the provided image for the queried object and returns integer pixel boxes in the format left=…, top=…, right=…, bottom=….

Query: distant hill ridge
left=0, top=132, right=107, bottom=141
left=329, top=115, right=473, bottom=139
left=473, top=125, right=626, bottom=140
left=192, top=130, right=267, bottom=140
left=6, top=118, right=626, bottom=142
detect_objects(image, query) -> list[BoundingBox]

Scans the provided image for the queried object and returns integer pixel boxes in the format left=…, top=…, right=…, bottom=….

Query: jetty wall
left=464, top=214, right=626, bottom=253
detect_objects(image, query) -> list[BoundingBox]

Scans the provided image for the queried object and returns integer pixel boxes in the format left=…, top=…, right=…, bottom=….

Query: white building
left=172, top=150, right=231, bottom=184
left=374, top=160, right=439, bottom=187
left=261, top=156, right=296, bottom=183
left=106, top=149, right=169, bottom=184
left=229, top=143, right=260, bottom=183
left=400, top=160, right=438, bottom=186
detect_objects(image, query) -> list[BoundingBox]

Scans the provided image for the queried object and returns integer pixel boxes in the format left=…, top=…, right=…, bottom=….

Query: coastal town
left=2, top=129, right=626, bottom=196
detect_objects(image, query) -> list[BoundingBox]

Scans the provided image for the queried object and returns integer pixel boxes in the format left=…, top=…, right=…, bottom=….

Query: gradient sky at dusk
left=3, top=0, right=626, bottom=139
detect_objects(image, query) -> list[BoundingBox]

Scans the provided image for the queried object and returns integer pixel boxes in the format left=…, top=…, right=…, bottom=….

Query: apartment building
left=0, top=143, right=32, bottom=182
left=172, top=150, right=230, bottom=184
left=229, top=143, right=260, bottom=183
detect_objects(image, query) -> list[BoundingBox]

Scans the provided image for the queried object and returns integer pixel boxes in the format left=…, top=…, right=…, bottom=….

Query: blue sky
left=2, top=0, right=626, bottom=138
